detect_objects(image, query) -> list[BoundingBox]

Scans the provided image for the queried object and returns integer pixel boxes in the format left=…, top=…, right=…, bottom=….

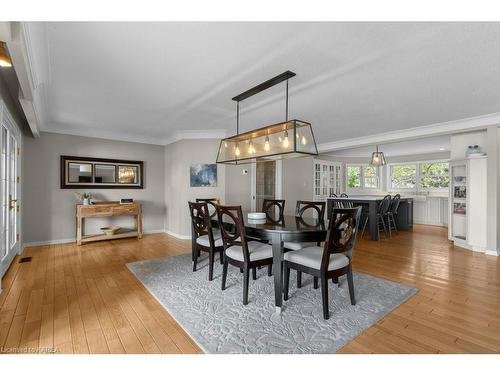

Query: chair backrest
left=340, top=193, right=348, bottom=198
left=390, top=194, right=401, bottom=214
left=216, top=205, right=251, bottom=263
left=262, top=199, right=285, bottom=220
left=188, top=201, right=216, bottom=247
left=330, top=193, right=338, bottom=198
left=378, top=195, right=392, bottom=215
left=295, top=200, right=326, bottom=220
left=321, top=207, right=362, bottom=270
left=196, top=198, right=219, bottom=219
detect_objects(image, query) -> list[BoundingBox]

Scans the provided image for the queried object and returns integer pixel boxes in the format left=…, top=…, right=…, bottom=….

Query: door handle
left=9, top=195, right=17, bottom=210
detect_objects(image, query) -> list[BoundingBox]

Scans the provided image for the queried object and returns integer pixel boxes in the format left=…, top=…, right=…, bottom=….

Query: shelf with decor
left=448, top=156, right=487, bottom=252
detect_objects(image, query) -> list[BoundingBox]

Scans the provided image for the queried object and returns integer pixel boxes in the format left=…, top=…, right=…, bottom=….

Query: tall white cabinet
left=313, top=160, right=342, bottom=200
left=448, top=156, right=487, bottom=252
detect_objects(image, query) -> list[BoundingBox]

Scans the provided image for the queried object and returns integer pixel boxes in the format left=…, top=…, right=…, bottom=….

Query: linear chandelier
left=216, top=71, right=318, bottom=164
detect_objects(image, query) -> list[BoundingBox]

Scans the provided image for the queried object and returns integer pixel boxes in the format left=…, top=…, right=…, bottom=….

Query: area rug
left=127, top=253, right=417, bottom=353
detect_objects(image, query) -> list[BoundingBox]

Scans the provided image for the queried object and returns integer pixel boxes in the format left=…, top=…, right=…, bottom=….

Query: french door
left=1, top=104, right=21, bottom=281
left=313, top=160, right=342, bottom=200
left=251, top=160, right=282, bottom=211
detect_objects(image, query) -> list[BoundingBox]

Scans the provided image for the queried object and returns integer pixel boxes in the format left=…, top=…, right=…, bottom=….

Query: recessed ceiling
left=325, top=135, right=450, bottom=158
left=25, top=22, right=500, bottom=144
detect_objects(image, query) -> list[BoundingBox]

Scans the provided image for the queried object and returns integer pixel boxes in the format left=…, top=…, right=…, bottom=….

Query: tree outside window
left=347, top=166, right=361, bottom=188
left=420, top=162, right=449, bottom=189
left=391, top=165, right=417, bottom=189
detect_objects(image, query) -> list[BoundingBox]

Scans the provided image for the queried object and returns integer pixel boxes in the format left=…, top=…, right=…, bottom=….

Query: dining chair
left=339, top=193, right=354, bottom=208
left=283, top=206, right=362, bottom=319
left=284, top=201, right=325, bottom=251
left=283, top=201, right=326, bottom=288
left=188, top=201, right=224, bottom=281
left=262, top=199, right=285, bottom=220
left=217, top=205, right=274, bottom=305
left=360, top=194, right=392, bottom=238
left=196, top=198, right=220, bottom=222
left=387, top=194, right=401, bottom=235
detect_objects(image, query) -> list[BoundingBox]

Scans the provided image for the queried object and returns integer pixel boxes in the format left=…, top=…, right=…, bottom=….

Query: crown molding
left=40, top=126, right=227, bottom=146
left=317, top=112, right=500, bottom=153
left=163, top=129, right=227, bottom=145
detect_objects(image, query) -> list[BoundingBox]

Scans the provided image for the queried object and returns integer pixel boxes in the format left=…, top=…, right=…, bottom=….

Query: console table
left=76, top=202, right=142, bottom=245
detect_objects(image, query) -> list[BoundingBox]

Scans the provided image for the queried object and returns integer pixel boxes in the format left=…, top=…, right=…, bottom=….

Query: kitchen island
left=327, top=196, right=413, bottom=240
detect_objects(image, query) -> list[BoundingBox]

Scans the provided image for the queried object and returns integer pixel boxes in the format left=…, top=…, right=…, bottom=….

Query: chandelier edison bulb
left=282, top=130, right=290, bottom=148
left=234, top=144, right=241, bottom=157
left=264, top=135, right=270, bottom=151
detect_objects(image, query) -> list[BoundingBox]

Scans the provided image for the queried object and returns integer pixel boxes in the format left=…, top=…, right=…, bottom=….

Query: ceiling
left=325, top=134, right=450, bottom=158
left=22, top=22, right=500, bottom=145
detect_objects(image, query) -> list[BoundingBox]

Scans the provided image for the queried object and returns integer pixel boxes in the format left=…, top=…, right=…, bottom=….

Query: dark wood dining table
left=214, top=212, right=327, bottom=312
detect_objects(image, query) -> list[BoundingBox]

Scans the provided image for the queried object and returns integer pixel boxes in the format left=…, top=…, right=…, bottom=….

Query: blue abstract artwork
left=190, top=164, right=217, bottom=187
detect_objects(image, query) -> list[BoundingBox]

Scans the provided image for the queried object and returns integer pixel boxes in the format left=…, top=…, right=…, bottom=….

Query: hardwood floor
left=0, top=225, right=499, bottom=354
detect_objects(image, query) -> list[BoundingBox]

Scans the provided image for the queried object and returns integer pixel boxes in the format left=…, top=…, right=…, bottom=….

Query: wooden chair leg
left=379, top=215, right=388, bottom=237
left=332, top=276, right=338, bottom=286
left=391, top=213, right=398, bottom=234
left=192, top=246, right=199, bottom=272
left=208, top=250, right=214, bottom=281
left=243, top=267, right=250, bottom=305
left=387, top=215, right=392, bottom=237
left=297, top=271, right=302, bottom=288
left=240, top=268, right=243, bottom=273
left=320, top=275, right=329, bottom=320
left=221, top=257, right=228, bottom=290
left=252, top=267, right=257, bottom=280
left=283, top=265, right=290, bottom=301
left=219, top=249, right=224, bottom=264
left=313, top=276, right=319, bottom=289
left=267, top=264, right=272, bottom=276
left=347, top=265, right=356, bottom=305
left=361, top=216, right=368, bottom=238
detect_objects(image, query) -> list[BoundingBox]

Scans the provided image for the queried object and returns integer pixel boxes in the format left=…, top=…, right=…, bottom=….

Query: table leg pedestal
left=271, top=232, right=284, bottom=313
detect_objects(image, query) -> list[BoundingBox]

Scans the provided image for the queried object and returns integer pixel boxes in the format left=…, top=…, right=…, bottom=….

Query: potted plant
left=75, top=192, right=92, bottom=205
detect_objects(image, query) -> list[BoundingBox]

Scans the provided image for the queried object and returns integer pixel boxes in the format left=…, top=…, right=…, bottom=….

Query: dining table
left=214, top=212, right=327, bottom=313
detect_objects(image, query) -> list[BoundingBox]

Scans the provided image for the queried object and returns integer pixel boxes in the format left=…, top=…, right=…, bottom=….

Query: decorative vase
left=83, top=198, right=91, bottom=205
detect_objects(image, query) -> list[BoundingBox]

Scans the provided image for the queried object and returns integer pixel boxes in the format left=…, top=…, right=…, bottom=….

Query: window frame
left=345, top=163, right=380, bottom=193
left=388, top=159, right=449, bottom=193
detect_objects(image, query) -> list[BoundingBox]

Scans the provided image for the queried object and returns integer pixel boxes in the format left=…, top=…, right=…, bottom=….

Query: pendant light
left=216, top=71, right=318, bottom=164
left=370, top=145, right=386, bottom=166
left=0, top=42, right=12, bottom=68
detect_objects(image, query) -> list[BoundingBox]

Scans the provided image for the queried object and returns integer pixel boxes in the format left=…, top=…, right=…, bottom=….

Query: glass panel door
left=255, top=160, right=276, bottom=212
left=1, top=120, right=20, bottom=280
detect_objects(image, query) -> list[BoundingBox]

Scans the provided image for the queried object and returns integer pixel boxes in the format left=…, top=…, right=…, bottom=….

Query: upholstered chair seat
left=284, top=246, right=349, bottom=270
left=283, top=241, right=317, bottom=251
left=225, top=241, right=273, bottom=262
left=196, top=231, right=223, bottom=247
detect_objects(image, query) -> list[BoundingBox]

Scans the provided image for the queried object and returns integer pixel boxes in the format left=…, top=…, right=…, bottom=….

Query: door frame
left=0, top=100, right=22, bottom=287
left=250, top=160, right=282, bottom=211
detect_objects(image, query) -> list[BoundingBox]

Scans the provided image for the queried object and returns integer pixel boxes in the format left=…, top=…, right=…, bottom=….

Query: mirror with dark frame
left=61, top=156, right=144, bottom=189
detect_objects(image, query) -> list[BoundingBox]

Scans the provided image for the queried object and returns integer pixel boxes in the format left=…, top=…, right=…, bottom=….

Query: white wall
left=22, top=132, right=166, bottom=244
left=164, top=139, right=225, bottom=238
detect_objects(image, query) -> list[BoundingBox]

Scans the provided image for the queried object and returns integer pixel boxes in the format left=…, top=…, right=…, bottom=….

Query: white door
left=1, top=106, right=21, bottom=280
left=251, top=160, right=282, bottom=211
left=313, top=160, right=342, bottom=200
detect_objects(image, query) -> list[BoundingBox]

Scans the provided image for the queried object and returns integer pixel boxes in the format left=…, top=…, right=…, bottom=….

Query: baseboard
left=22, top=229, right=168, bottom=249
left=485, top=249, right=499, bottom=256
left=164, top=229, right=191, bottom=240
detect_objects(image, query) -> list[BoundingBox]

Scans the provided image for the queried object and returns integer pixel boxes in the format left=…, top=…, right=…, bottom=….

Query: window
left=420, top=162, right=449, bottom=189
left=364, top=166, right=378, bottom=188
left=347, top=164, right=379, bottom=190
left=347, top=165, right=361, bottom=188
left=389, top=161, right=449, bottom=191
left=390, top=164, right=417, bottom=189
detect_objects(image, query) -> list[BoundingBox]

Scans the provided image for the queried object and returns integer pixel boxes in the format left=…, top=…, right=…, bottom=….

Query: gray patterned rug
left=127, top=253, right=417, bottom=353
